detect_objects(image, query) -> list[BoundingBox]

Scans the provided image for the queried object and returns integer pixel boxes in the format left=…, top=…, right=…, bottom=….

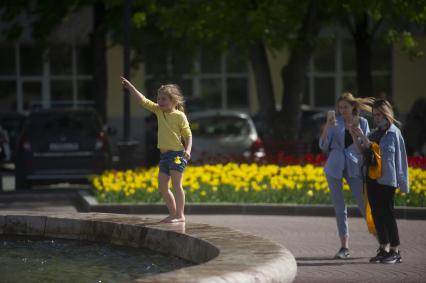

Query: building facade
left=1, top=7, right=425, bottom=147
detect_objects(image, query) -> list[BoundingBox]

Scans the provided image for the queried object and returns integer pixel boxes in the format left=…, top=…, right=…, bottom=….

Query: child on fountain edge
left=121, top=77, right=192, bottom=223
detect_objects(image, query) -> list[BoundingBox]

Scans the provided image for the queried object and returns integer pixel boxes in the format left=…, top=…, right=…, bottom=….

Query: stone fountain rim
left=0, top=211, right=297, bottom=283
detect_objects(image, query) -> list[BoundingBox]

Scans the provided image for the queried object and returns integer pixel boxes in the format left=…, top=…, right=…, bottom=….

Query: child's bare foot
left=170, top=217, right=185, bottom=223
left=160, top=215, right=175, bottom=223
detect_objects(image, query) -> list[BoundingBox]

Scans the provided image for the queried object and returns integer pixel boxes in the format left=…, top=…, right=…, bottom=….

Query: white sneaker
left=334, top=247, right=350, bottom=259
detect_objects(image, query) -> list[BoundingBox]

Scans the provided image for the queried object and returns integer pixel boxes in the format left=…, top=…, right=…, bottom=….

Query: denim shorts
left=159, top=150, right=188, bottom=175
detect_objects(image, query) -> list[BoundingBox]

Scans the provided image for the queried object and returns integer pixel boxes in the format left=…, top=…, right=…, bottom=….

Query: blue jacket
left=369, top=124, right=409, bottom=193
left=319, top=116, right=370, bottom=179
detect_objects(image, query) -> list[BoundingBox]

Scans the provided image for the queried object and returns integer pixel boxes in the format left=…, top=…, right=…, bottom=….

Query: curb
left=78, top=190, right=426, bottom=220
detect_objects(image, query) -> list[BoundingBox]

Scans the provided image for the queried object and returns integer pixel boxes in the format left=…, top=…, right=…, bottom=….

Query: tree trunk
left=248, top=40, right=277, bottom=145
left=92, top=1, right=107, bottom=122
left=354, top=14, right=373, bottom=98
left=281, top=0, right=322, bottom=141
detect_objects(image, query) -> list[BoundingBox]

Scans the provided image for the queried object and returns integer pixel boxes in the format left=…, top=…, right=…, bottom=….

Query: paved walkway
left=1, top=198, right=425, bottom=283
left=184, top=215, right=426, bottom=283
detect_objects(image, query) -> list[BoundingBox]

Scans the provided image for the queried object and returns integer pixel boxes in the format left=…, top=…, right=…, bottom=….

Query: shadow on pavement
left=296, top=257, right=370, bottom=266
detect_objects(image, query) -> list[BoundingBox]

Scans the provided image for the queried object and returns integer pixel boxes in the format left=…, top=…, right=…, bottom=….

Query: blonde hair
left=157, top=84, right=185, bottom=112
left=336, top=92, right=374, bottom=116
left=373, top=99, right=401, bottom=126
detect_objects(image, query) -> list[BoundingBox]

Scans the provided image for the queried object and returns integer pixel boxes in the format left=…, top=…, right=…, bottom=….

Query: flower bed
left=91, top=158, right=426, bottom=207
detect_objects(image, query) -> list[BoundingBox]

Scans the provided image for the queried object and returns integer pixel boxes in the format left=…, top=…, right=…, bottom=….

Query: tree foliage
left=1, top=0, right=425, bottom=144
left=332, top=0, right=426, bottom=97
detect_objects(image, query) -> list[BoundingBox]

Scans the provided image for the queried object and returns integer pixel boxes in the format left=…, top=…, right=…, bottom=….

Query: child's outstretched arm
left=121, top=76, right=145, bottom=103
left=121, top=76, right=159, bottom=113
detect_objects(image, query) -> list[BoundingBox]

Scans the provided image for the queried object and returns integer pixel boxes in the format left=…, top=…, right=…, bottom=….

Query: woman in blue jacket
left=319, top=92, right=372, bottom=259
left=351, top=99, right=408, bottom=264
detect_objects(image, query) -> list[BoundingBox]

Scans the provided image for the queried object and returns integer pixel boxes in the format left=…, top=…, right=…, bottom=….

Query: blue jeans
left=159, top=150, right=188, bottom=175
left=326, top=173, right=365, bottom=237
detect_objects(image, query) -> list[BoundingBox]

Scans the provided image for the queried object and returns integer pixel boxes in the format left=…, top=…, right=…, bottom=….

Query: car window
left=27, top=112, right=101, bottom=136
left=191, top=116, right=250, bottom=137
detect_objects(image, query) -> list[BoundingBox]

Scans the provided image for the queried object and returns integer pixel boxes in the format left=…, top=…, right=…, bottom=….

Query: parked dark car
left=189, top=110, right=265, bottom=163
left=15, top=108, right=112, bottom=189
left=0, top=125, right=11, bottom=164
left=252, top=105, right=327, bottom=155
left=300, top=107, right=327, bottom=154
left=403, top=97, right=426, bottom=156
left=0, top=112, right=27, bottom=163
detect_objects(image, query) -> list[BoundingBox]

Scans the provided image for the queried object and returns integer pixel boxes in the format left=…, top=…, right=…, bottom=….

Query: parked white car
left=188, top=110, right=265, bottom=163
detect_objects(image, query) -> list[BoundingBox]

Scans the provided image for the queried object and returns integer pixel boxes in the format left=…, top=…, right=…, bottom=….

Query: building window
left=22, top=81, right=42, bottom=110
left=49, top=44, right=73, bottom=75
left=0, top=44, right=17, bottom=111
left=0, top=44, right=16, bottom=76
left=20, top=44, right=44, bottom=76
left=144, top=47, right=249, bottom=111
left=0, top=42, right=93, bottom=112
left=0, top=81, right=17, bottom=112
left=305, top=39, right=392, bottom=108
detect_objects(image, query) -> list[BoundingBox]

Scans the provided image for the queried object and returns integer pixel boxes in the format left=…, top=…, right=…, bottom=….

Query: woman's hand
left=350, top=126, right=370, bottom=149
left=350, top=126, right=365, bottom=153
left=326, top=110, right=336, bottom=128
left=350, top=126, right=363, bottom=138
left=320, top=115, right=334, bottom=143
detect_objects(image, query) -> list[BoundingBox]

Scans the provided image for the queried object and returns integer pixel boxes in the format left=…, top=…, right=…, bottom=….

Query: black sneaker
left=381, top=250, right=402, bottom=264
left=369, top=248, right=389, bottom=263
left=334, top=247, right=350, bottom=259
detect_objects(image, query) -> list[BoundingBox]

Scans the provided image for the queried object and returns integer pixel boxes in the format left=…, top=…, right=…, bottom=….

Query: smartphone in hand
left=352, top=115, right=360, bottom=127
left=327, top=110, right=336, bottom=126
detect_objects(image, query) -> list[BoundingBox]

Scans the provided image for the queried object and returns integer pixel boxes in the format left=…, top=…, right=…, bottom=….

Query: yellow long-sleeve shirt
left=140, top=96, right=192, bottom=151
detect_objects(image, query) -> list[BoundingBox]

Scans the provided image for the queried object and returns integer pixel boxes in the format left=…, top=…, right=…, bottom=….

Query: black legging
left=366, top=179, right=400, bottom=247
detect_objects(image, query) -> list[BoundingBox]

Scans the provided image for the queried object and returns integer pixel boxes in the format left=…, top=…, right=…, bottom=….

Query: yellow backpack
left=368, top=142, right=382, bottom=180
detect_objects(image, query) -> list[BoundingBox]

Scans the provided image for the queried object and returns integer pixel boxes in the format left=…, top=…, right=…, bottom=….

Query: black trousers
left=366, top=179, right=400, bottom=247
